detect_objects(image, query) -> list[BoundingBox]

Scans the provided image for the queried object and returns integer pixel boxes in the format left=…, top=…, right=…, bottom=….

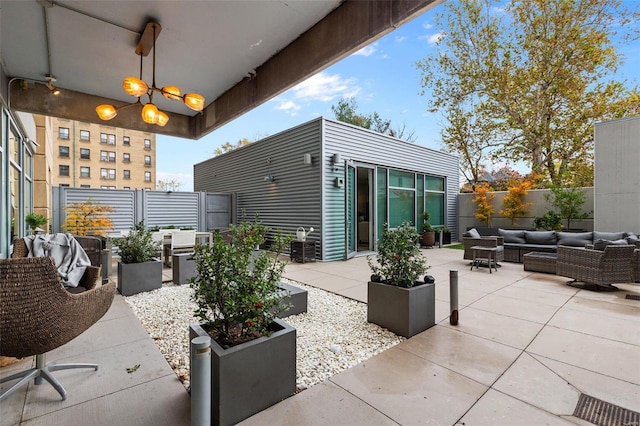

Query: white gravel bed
left=124, top=278, right=404, bottom=391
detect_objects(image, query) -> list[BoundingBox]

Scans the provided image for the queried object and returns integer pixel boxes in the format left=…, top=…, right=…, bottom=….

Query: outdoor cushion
left=557, top=232, right=593, bottom=247
left=498, top=229, right=526, bottom=244
left=464, top=228, right=481, bottom=238
left=525, top=231, right=556, bottom=245
left=625, top=233, right=638, bottom=245
left=593, top=231, right=627, bottom=241
left=593, top=238, right=629, bottom=251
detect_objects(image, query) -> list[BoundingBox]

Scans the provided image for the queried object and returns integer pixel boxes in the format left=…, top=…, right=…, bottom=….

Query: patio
left=2, top=247, right=639, bottom=425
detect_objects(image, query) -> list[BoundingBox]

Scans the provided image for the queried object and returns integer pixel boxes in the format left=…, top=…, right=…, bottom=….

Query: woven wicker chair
left=462, top=236, right=505, bottom=263
left=0, top=257, right=116, bottom=401
left=556, top=244, right=636, bottom=291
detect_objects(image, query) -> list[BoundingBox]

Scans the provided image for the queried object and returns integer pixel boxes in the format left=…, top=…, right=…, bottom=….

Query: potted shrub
left=112, top=221, right=162, bottom=296
left=420, top=212, right=436, bottom=247
left=188, top=219, right=295, bottom=426
left=367, top=222, right=435, bottom=338
left=25, top=212, right=48, bottom=234
left=434, top=227, right=452, bottom=246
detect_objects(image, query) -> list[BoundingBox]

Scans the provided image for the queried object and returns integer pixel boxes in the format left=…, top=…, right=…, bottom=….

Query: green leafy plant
left=545, top=186, right=590, bottom=230
left=112, top=221, right=160, bottom=264
left=421, top=212, right=433, bottom=233
left=368, top=222, right=429, bottom=288
left=25, top=212, right=48, bottom=231
left=533, top=211, right=563, bottom=231
left=190, top=218, right=290, bottom=347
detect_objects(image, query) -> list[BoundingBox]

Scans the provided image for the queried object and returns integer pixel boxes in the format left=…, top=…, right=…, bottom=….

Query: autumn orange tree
left=472, top=182, right=495, bottom=226
left=500, top=180, right=534, bottom=225
left=63, top=200, right=114, bottom=236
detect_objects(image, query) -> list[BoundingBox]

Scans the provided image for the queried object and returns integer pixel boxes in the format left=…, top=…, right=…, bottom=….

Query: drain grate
left=573, top=394, right=640, bottom=426
left=625, top=294, right=640, bottom=301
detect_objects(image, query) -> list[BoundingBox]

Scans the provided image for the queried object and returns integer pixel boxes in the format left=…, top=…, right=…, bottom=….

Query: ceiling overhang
left=2, top=0, right=441, bottom=139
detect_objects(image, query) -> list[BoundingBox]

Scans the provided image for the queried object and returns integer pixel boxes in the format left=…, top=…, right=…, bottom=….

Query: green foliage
left=368, top=223, right=429, bottom=288
left=25, top=213, right=48, bottom=230
left=156, top=179, right=182, bottom=191
left=545, top=186, right=591, bottom=230
left=112, top=221, right=160, bottom=264
left=418, top=0, right=639, bottom=186
left=421, top=212, right=433, bottom=233
left=190, top=218, right=290, bottom=346
left=533, top=211, right=563, bottom=231
left=213, top=138, right=252, bottom=157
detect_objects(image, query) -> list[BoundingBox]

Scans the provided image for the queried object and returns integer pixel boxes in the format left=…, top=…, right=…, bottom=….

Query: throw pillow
left=498, top=228, right=526, bottom=244
left=557, top=231, right=593, bottom=247
left=525, top=231, right=556, bottom=245
left=464, top=228, right=481, bottom=239
left=593, top=231, right=626, bottom=241
left=593, top=239, right=629, bottom=250
left=626, top=233, right=639, bottom=245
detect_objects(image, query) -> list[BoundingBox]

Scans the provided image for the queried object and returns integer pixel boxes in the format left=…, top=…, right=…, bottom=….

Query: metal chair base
left=566, top=279, right=619, bottom=292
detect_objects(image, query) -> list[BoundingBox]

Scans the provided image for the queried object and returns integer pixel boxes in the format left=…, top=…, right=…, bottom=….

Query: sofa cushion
left=557, top=231, right=593, bottom=247
left=498, top=229, right=526, bottom=244
left=593, top=231, right=627, bottom=241
left=626, top=233, right=638, bottom=245
left=525, top=231, right=556, bottom=245
left=464, top=228, right=481, bottom=238
left=593, top=238, right=629, bottom=250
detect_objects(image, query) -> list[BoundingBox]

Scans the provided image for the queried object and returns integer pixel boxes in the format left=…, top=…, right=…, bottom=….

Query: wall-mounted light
left=45, top=75, right=61, bottom=95
left=263, top=175, right=275, bottom=182
left=332, top=153, right=341, bottom=164
left=303, top=153, right=312, bottom=165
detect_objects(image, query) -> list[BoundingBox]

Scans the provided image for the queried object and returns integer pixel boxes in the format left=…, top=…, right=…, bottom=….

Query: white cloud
left=491, top=6, right=506, bottom=14
left=291, top=72, right=361, bottom=102
left=395, top=35, right=407, bottom=43
left=422, top=22, right=433, bottom=30
left=353, top=44, right=376, bottom=57
left=275, top=100, right=301, bottom=115
left=420, top=32, right=444, bottom=45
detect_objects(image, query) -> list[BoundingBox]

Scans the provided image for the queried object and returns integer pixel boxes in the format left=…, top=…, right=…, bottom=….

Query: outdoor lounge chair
left=0, top=257, right=116, bottom=401
left=556, top=244, right=636, bottom=291
left=462, top=235, right=505, bottom=263
left=163, top=230, right=196, bottom=267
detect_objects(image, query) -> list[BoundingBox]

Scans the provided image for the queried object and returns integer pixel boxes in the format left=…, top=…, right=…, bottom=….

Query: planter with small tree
left=188, top=219, right=295, bottom=426
left=367, top=222, right=435, bottom=338
left=112, top=221, right=162, bottom=296
left=25, top=213, right=48, bottom=234
left=420, top=212, right=436, bottom=247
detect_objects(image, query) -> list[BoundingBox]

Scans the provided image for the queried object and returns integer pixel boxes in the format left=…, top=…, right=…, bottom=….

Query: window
left=388, top=170, right=416, bottom=228
left=59, top=165, right=69, bottom=176
left=101, top=185, right=116, bottom=190
left=424, top=175, right=445, bottom=227
left=80, top=166, right=90, bottom=178
left=109, top=151, right=116, bottom=162
left=123, top=153, right=131, bottom=163
left=144, top=139, right=151, bottom=150
left=144, top=155, right=151, bottom=166
left=123, top=169, right=131, bottom=179
left=80, top=184, right=90, bottom=188
left=80, top=130, right=90, bottom=141
left=101, top=151, right=116, bottom=162
left=101, top=168, right=116, bottom=180
left=59, top=146, right=70, bottom=158
left=100, top=133, right=116, bottom=144
left=58, top=127, right=69, bottom=140
left=123, top=186, right=131, bottom=190
left=60, top=183, right=70, bottom=187
left=100, top=133, right=107, bottom=143
left=108, top=134, right=116, bottom=145
left=80, top=148, right=90, bottom=159
left=123, top=136, right=130, bottom=145
left=144, top=171, right=151, bottom=182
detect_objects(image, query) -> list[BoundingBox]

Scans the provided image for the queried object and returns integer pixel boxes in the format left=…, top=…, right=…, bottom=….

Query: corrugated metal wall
left=53, top=187, right=230, bottom=234
left=322, top=119, right=459, bottom=260
left=194, top=120, right=323, bottom=255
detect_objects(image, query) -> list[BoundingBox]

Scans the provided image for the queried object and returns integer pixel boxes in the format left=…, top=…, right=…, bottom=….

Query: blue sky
left=157, top=2, right=640, bottom=192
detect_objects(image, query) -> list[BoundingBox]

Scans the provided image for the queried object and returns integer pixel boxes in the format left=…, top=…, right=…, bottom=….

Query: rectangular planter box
left=367, top=281, right=436, bottom=338
left=172, top=254, right=197, bottom=285
left=189, top=319, right=296, bottom=426
left=277, top=281, right=308, bottom=317
left=117, top=260, right=162, bottom=296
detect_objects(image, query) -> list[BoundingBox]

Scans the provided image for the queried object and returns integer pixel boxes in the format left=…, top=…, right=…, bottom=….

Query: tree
left=500, top=179, right=533, bottom=225
left=63, top=200, right=114, bottom=236
left=545, top=186, right=590, bottom=230
left=331, top=98, right=418, bottom=142
left=157, top=179, right=182, bottom=192
left=213, top=138, right=251, bottom=156
left=472, top=182, right=495, bottom=226
left=418, top=0, right=640, bottom=186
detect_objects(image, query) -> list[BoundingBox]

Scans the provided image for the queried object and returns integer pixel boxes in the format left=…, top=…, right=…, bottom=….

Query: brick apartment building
left=50, top=117, right=156, bottom=190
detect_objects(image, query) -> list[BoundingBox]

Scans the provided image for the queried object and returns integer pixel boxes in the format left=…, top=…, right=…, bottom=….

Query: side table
left=290, top=240, right=316, bottom=263
left=471, top=246, right=498, bottom=273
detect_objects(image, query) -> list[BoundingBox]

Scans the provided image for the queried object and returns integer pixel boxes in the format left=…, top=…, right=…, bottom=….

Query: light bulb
left=96, top=104, right=117, bottom=120
left=122, top=77, right=149, bottom=97
left=141, top=103, right=159, bottom=124
left=157, top=110, right=169, bottom=127
left=162, top=86, right=182, bottom=101
left=183, top=93, right=205, bottom=111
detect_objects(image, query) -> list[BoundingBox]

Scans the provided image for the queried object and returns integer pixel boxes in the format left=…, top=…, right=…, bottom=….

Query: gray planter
left=117, top=260, right=162, bottom=296
left=367, top=280, right=436, bottom=338
left=189, top=319, right=296, bottom=426
left=277, top=281, right=308, bottom=317
left=172, top=254, right=197, bottom=285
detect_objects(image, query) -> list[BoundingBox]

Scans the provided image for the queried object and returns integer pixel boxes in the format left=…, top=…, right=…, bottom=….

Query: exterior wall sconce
left=303, top=153, right=312, bottom=165
left=332, top=153, right=341, bottom=164
left=263, top=175, right=275, bottom=182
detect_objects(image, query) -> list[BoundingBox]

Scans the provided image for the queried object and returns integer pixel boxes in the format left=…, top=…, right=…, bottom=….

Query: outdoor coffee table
left=523, top=251, right=557, bottom=274
left=471, top=246, right=498, bottom=273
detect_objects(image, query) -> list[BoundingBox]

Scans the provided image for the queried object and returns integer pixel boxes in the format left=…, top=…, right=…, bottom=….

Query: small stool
left=471, top=246, right=498, bottom=273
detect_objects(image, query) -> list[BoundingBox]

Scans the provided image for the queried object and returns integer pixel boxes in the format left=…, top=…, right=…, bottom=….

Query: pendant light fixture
left=96, top=21, right=205, bottom=127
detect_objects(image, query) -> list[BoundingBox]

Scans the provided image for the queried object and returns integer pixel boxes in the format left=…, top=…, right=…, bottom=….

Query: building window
left=123, top=186, right=130, bottom=190
left=59, top=127, right=69, bottom=140
left=123, top=169, right=131, bottom=179
left=59, top=165, right=70, bottom=176
left=101, top=185, right=116, bottom=189
left=80, top=184, right=90, bottom=188
left=144, top=155, right=151, bottom=166
left=80, top=166, right=91, bottom=178
left=101, top=168, right=116, bottom=180
left=100, top=133, right=107, bottom=143
left=59, top=146, right=70, bottom=158
left=101, top=151, right=116, bottom=162
left=60, top=183, right=70, bottom=187
left=80, top=130, right=90, bottom=141
left=80, top=148, right=90, bottom=159
left=144, top=171, right=151, bottom=182
left=123, top=153, right=131, bottom=163
left=100, top=133, right=116, bottom=144
left=144, top=139, right=151, bottom=150
left=108, top=134, right=116, bottom=145
left=123, top=136, right=130, bottom=145
left=424, top=175, right=445, bottom=227
left=388, top=170, right=416, bottom=228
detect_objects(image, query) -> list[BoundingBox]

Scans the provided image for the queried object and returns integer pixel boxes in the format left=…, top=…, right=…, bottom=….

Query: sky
left=156, top=1, right=640, bottom=192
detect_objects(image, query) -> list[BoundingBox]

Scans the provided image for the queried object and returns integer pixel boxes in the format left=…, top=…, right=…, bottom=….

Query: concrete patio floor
left=2, top=247, right=639, bottom=425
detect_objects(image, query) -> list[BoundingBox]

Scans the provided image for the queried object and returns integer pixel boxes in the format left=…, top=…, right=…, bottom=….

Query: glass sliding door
left=346, top=164, right=357, bottom=258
